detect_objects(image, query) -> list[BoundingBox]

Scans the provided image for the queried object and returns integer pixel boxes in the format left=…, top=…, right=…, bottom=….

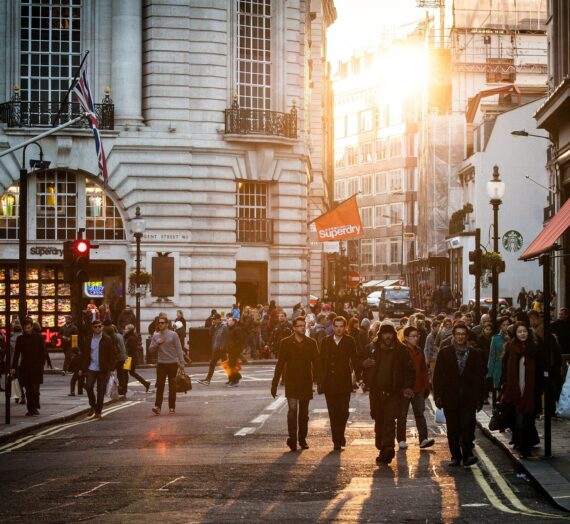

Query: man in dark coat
left=319, top=316, right=360, bottom=451
left=271, top=316, right=321, bottom=451
left=433, top=322, right=486, bottom=467
left=11, top=318, right=48, bottom=416
left=79, top=319, right=116, bottom=419
left=58, top=315, right=78, bottom=374
left=365, top=319, right=415, bottom=465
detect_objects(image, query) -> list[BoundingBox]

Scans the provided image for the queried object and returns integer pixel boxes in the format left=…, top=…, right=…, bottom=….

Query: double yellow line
left=0, top=401, right=140, bottom=454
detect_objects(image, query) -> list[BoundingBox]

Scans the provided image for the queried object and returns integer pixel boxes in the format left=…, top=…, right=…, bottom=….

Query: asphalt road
left=1, top=365, right=568, bottom=523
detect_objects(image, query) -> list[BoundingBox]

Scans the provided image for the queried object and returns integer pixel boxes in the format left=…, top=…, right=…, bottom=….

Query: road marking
left=471, top=465, right=520, bottom=515
left=312, top=408, right=356, bottom=413
left=75, top=481, right=118, bottom=498
left=250, top=414, right=271, bottom=424
left=234, top=427, right=256, bottom=436
left=0, top=401, right=141, bottom=454
left=14, top=478, right=59, bottom=493
left=158, top=476, right=185, bottom=491
left=475, top=445, right=564, bottom=518
left=266, top=396, right=287, bottom=411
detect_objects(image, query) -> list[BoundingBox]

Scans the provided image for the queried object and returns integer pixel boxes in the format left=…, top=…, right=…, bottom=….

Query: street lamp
left=486, top=165, right=506, bottom=330
left=511, top=129, right=550, bottom=140
left=132, top=206, right=146, bottom=336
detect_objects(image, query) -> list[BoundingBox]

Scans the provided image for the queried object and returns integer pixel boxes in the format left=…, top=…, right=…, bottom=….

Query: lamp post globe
left=132, top=206, right=146, bottom=336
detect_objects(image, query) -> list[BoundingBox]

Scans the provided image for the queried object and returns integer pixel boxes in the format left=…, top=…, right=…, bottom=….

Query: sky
left=327, top=0, right=426, bottom=66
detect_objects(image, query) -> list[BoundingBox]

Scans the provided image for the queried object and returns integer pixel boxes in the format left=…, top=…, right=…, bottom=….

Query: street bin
left=188, top=328, right=211, bottom=363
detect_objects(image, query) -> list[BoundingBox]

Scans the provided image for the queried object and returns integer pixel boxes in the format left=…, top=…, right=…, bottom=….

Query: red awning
left=520, top=197, right=570, bottom=260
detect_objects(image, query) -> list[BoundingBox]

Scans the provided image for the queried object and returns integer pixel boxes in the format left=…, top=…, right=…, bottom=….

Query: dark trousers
left=206, top=349, right=225, bottom=381
left=513, top=410, right=539, bottom=456
left=155, top=362, right=178, bottom=409
left=115, top=361, right=128, bottom=395
left=129, top=363, right=150, bottom=388
left=63, top=347, right=72, bottom=372
left=398, top=394, right=428, bottom=443
left=70, top=371, right=84, bottom=394
left=444, top=405, right=476, bottom=461
left=325, top=392, right=351, bottom=446
left=287, top=398, right=310, bottom=444
left=373, top=394, right=399, bottom=459
left=85, top=370, right=109, bottom=414
left=23, top=380, right=40, bottom=412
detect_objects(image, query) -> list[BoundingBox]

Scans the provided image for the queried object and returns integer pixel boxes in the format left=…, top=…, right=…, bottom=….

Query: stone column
left=111, top=0, right=143, bottom=126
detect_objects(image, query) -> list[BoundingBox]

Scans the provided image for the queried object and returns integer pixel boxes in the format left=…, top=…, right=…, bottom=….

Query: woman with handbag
left=500, top=321, right=543, bottom=458
left=124, top=324, right=150, bottom=392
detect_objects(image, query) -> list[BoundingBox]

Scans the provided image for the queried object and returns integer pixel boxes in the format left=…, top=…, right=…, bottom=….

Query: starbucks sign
left=502, top=230, right=523, bottom=252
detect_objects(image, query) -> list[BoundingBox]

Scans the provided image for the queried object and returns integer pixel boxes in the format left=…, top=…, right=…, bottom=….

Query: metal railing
left=0, top=99, right=114, bottom=129
left=236, top=218, right=273, bottom=244
left=225, top=97, right=297, bottom=139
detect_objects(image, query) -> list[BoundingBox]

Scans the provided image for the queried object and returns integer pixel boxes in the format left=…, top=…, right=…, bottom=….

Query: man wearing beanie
left=365, top=319, right=415, bottom=465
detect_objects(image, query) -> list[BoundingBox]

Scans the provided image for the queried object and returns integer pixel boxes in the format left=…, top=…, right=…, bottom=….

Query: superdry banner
left=313, top=196, right=364, bottom=242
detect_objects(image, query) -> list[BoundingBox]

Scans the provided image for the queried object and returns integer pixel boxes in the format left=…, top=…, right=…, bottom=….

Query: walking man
left=198, top=313, right=228, bottom=385
left=79, top=319, right=115, bottom=419
left=150, top=313, right=185, bottom=415
left=399, top=326, right=434, bottom=450
left=366, top=320, right=414, bottom=465
left=58, top=315, right=78, bottom=374
left=433, top=322, right=486, bottom=467
left=319, top=316, right=360, bottom=451
left=10, top=318, right=48, bottom=416
left=271, top=316, right=320, bottom=451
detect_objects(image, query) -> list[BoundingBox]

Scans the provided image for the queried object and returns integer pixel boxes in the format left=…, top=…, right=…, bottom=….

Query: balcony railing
left=0, top=97, right=114, bottom=129
left=237, top=218, right=273, bottom=244
left=225, top=97, right=297, bottom=139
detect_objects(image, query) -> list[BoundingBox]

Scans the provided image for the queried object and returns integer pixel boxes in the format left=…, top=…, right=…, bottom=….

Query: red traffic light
left=74, top=239, right=90, bottom=255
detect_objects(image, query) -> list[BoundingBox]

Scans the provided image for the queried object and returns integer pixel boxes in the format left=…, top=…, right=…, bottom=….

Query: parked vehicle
left=379, top=286, right=414, bottom=318
left=468, top=297, right=509, bottom=310
left=367, top=291, right=382, bottom=310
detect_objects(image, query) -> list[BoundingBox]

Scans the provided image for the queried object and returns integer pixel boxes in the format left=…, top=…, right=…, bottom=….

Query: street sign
left=348, top=270, right=360, bottom=288
left=403, top=232, right=415, bottom=239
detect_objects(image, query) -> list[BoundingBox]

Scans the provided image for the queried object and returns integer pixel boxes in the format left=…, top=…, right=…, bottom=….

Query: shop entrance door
left=236, top=261, right=267, bottom=307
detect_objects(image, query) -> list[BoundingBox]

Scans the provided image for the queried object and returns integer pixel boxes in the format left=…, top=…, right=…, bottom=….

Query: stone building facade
left=0, top=0, right=336, bottom=334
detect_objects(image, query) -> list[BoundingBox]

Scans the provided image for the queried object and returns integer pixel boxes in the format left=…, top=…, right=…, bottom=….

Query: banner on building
left=312, top=195, right=364, bottom=242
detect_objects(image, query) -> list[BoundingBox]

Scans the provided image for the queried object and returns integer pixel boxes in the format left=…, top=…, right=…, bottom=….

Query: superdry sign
left=313, top=196, right=364, bottom=242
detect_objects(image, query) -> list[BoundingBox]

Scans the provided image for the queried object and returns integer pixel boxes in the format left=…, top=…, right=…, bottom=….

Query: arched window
left=0, top=170, right=125, bottom=240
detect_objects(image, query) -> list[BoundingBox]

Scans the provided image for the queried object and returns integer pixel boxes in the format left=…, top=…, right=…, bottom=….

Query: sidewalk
left=477, top=404, right=570, bottom=512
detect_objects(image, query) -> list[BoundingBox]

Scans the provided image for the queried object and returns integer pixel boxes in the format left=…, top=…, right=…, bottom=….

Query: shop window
left=36, top=171, right=77, bottom=240
left=85, top=180, right=125, bottom=240
left=0, top=186, right=19, bottom=239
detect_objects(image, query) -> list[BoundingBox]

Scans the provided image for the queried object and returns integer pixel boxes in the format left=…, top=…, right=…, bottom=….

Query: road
left=1, top=365, right=568, bottom=523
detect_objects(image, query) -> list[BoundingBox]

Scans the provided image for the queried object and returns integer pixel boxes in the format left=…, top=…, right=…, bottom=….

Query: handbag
left=488, top=402, right=515, bottom=431
left=435, top=407, right=446, bottom=424
left=123, top=356, right=132, bottom=371
left=174, top=369, right=192, bottom=394
left=106, top=374, right=119, bottom=399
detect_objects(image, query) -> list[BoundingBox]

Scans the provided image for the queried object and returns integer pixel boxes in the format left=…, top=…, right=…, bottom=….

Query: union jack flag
left=73, top=68, right=109, bottom=184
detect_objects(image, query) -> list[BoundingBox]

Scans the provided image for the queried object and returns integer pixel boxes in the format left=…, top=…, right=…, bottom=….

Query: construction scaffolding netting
left=453, top=0, right=546, bottom=31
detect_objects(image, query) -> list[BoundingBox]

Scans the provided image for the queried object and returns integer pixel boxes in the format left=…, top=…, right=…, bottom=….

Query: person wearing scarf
left=500, top=321, right=543, bottom=458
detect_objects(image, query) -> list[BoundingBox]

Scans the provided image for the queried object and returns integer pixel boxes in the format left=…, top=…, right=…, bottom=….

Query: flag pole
left=51, top=50, right=90, bottom=127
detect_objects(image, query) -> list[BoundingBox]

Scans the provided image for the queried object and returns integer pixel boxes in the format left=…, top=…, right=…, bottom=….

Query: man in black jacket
left=79, top=319, right=116, bottom=419
left=319, top=316, right=360, bottom=451
left=271, top=316, right=320, bottom=451
left=433, top=322, right=486, bottom=467
left=11, top=318, right=48, bottom=416
left=366, top=320, right=415, bottom=465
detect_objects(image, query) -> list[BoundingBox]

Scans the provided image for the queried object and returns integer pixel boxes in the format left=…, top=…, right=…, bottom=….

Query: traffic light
left=468, top=249, right=482, bottom=276
left=74, top=239, right=90, bottom=282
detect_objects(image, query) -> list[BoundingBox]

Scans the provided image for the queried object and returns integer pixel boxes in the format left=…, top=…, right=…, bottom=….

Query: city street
left=1, top=365, right=568, bottom=523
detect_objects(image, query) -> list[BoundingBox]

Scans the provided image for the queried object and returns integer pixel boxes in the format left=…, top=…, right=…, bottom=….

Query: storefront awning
left=520, top=197, right=570, bottom=260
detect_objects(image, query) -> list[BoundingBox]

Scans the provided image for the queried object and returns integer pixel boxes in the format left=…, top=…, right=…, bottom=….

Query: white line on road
left=158, top=476, right=186, bottom=491
left=265, top=396, right=287, bottom=411
left=312, top=408, right=356, bottom=413
left=250, top=414, right=271, bottom=424
left=234, top=427, right=256, bottom=436
left=75, top=481, right=118, bottom=498
left=14, top=478, right=59, bottom=493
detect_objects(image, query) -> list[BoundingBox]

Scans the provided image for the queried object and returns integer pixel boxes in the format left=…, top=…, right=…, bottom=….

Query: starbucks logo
left=502, top=230, right=523, bottom=252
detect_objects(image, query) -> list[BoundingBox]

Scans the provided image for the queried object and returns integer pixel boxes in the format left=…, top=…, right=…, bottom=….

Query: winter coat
left=271, top=334, right=321, bottom=400
left=404, top=342, right=431, bottom=393
left=367, top=339, right=415, bottom=397
left=487, top=333, right=505, bottom=387
left=12, top=332, right=47, bottom=384
left=319, top=335, right=360, bottom=395
left=124, top=330, right=142, bottom=366
left=81, top=333, right=116, bottom=373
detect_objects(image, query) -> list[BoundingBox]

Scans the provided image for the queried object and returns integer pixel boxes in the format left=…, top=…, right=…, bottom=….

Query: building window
left=20, top=0, right=82, bottom=126
left=347, top=177, right=359, bottom=196
left=346, top=146, right=357, bottom=165
left=361, top=240, right=373, bottom=267
left=390, top=239, right=400, bottom=265
left=361, top=207, right=373, bottom=228
left=375, top=138, right=386, bottom=161
left=85, top=180, right=125, bottom=241
left=360, top=142, right=373, bottom=163
left=36, top=171, right=77, bottom=240
left=389, top=136, right=402, bottom=158
left=0, top=186, right=19, bottom=239
left=375, top=172, right=387, bottom=194
left=375, top=239, right=388, bottom=265
left=361, top=174, right=372, bottom=195
left=375, top=204, right=389, bottom=226
left=389, top=169, right=403, bottom=192
left=334, top=180, right=346, bottom=200
left=390, top=203, right=403, bottom=224
left=359, top=109, right=373, bottom=131
left=237, top=180, right=272, bottom=243
left=237, top=0, right=271, bottom=111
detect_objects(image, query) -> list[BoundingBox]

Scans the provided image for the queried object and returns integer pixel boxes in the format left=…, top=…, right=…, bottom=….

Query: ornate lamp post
left=132, top=207, right=146, bottom=335
left=486, top=166, right=506, bottom=330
